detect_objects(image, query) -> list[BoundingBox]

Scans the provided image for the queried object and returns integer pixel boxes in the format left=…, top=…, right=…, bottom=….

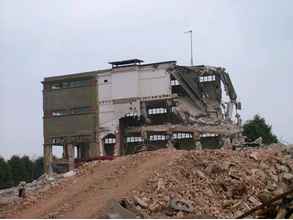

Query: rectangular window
left=199, top=75, right=216, bottom=83
left=49, top=79, right=91, bottom=90
left=173, top=132, right=193, bottom=139
left=51, top=83, right=62, bottom=90
left=126, top=112, right=138, bottom=117
left=148, top=107, right=168, bottom=115
left=149, top=135, right=168, bottom=141
left=51, top=110, right=67, bottom=116
left=105, top=138, right=116, bottom=144
left=200, top=133, right=218, bottom=137
left=126, top=136, right=143, bottom=143
left=71, top=106, right=92, bottom=114
left=171, top=79, right=179, bottom=86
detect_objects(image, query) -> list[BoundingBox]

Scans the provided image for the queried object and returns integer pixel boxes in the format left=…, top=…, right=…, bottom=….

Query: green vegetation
left=0, top=156, right=43, bottom=189
left=243, top=114, right=278, bottom=145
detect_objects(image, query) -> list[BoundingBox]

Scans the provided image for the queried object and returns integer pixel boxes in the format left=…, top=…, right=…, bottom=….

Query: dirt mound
left=1, top=145, right=293, bottom=218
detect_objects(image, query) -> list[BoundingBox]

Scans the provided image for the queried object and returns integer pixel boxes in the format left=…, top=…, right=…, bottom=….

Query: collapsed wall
left=118, top=64, right=243, bottom=155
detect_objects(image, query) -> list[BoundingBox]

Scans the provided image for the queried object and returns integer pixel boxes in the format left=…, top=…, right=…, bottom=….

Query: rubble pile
left=126, top=145, right=293, bottom=218
left=1, top=145, right=293, bottom=218
left=0, top=172, right=68, bottom=214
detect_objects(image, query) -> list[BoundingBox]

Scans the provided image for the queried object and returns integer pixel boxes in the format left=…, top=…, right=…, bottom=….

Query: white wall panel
left=112, top=71, right=138, bottom=99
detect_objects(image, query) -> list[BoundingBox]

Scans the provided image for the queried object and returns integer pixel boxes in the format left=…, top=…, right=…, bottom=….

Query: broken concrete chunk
left=248, top=196, right=262, bottom=206
left=222, top=199, right=235, bottom=208
left=104, top=200, right=141, bottom=219
left=249, top=152, right=259, bottom=161
left=195, top=169, right=207, bottom=179
left=148, top=201, right=162, bottom=212
left=282, top=173, right=293, bottom=181
left=169, top=198, right=193, bottom=213
left=276, top=164, right=289, bottom=173
left=157, top=178, right=164, bottom=191
left=63, top=170, right=76, bottom=178
left=133, top=196, right=148, bottom=209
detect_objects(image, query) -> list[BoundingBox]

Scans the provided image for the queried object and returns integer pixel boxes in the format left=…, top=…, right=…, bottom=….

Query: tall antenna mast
left=184, top=30, right=194, bottom=66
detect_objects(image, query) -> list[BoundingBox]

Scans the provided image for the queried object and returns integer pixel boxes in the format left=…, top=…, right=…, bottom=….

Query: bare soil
left=4, top=149, right=183, bottom=219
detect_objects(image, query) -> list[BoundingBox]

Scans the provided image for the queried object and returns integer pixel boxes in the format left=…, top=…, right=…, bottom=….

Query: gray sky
left=1, top=0, right=292, bottom=159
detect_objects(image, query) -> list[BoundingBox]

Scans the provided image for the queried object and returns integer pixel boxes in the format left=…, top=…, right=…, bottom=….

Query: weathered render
left=42, top=59, right=243, bottom=173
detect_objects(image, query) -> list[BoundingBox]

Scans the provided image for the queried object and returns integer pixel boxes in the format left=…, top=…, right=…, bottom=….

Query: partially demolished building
left=42, top=59, right=242, bottom=173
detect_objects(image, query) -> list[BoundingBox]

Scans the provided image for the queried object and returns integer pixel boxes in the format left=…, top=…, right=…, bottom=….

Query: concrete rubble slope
left=1, top=144, right=293, bottom=218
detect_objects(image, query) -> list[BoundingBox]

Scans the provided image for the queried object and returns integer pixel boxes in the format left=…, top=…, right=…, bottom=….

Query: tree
left=0, top=157, right=13, bottom=189
left=8, top=155, right=27, bottom=185
left=243, top=114, right=278, bottom=145
left=21, top=156, right=34, bottom=182
left=33, top=157, right=43, bottom=179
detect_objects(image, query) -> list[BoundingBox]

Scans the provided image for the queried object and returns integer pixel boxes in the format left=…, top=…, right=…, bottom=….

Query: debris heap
left=125, top=144, right=293, bottom=218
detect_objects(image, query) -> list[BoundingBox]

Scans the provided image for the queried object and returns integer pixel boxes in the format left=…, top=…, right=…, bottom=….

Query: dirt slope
left=3, top=145, right=293, bottom=218
left=4, top=149, right=183, bottom=219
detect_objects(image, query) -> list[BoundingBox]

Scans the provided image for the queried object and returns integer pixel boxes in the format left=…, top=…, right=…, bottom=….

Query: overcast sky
left=0, top=0, right=292, bottom=159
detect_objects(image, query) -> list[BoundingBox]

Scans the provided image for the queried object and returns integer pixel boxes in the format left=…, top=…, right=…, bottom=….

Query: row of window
left=200, top=133, right=218, bottom=137
left=199, top=75, right=216, bottom=82
left=104, top=138, right=116, bottom=144
left=51, top=107, right=92, bottom=117
left=105, top=132, right=195, bottom=144
left=126, top=136, right=143, bottom=143
left=125, top=107, right=175, bottom=117
left=149, top=135, right=167, bottom=141
left=125, top=112, right=138, bottom=117
left=173, top=132, right=193, bottom=139
left=148, top=108, right=168, bottom=115
left=50, top=80, right=91, bottom=90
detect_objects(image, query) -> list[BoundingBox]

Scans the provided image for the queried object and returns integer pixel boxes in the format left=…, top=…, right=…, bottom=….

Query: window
left=49, top=79, right=91, bottom=90
left=199, top=75, right=216, bottom=83
left=104, top=138, right=116, bottom=144
left=51, top=83, right=62, bottom=90
left=126, top=136, right=143, bottom=143
left=173, top=132, right=193, bottom=139
left=171, top=106, right=176, bottom=112
left=200, top=133, right=218, bottom=137
left=71, top=106, right=91, bottom=114
left=148, top=107, right=167, bottom=115
left=51, top=110, right=67, bottom=116
left=125, top=112, right=138, bottom=117
left=149, top=135, right=168, bottom=141
left=171, top=79, right=179, bottom=86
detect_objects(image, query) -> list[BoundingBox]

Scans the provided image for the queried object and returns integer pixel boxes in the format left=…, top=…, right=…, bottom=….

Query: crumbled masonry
left=1, top=144, right=293, bottom=218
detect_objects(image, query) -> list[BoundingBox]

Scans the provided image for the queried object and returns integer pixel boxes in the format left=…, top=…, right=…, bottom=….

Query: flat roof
left=43, top=60, right=177, bottom=82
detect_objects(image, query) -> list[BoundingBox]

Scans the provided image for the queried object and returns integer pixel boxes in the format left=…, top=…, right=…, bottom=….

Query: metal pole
left=190, top=30, right=194, bottom=66
left=185, top=30, right=194, bottom=66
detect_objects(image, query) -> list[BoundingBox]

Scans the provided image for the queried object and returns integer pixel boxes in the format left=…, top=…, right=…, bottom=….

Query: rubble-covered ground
left=1, top=144, right=293, bottom=218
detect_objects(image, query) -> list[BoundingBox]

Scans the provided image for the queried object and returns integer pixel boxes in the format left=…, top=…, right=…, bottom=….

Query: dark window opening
left=51, top=106, right=92, bottom=117
left=49, top=79, right=91, bottom=90
left=200, top=133, right=220, bottom=149
left=71, top=106, right=92, bottom=114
